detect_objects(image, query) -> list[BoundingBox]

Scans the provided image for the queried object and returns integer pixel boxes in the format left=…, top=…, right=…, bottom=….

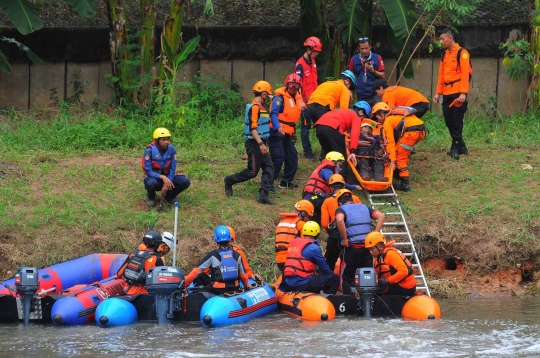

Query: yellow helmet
left=153, top=127, right=171, bottom=140
left=302, top=221, right=321, bottom=237
left=325, top=151, right=345, bottom=162
left=226, top=226, right=237, bottom=242
left=294, top=200, right=315, bottom=217
left=372, top=102, right=389, bottom=114
left=252, top=80, right=272, bottom=94
left=365, top=232, right=386, bottom=248
left=329, top=174, right=345, bottom=186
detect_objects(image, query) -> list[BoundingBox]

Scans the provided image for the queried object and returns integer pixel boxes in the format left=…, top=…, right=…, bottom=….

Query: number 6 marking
left=339, top=302, right=346, bottom=312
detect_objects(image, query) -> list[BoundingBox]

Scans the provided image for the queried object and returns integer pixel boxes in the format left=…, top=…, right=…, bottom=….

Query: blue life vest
left=244, top=103, right=270, bottom=140
left=217, top=249, right=239, bottom=282
left=352, top=53, right=382, bottom=98
left=340, top=204, right=372, bottom=244
left=142, top=143, right=175, bottom=176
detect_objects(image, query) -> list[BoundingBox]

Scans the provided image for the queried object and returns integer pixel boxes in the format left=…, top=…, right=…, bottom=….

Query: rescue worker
left=348, top=37, right=385, bottom=106
left=314, top=101, right=371, bottom=167
left=382, top=106, right=426, bottom=192
left=303, top=71, right=357, bottom=160
left=372, top=79, right=430, bottom=118
left=320, top=174, right=361, bottom=271
left=143, top=128, right=191, bottom=207
left=184, top=225, right=252, bottom=294
left=117, top=230, right=173, bottom=295
left=302, top=151, right=361, bottom=225
left=224, top=81, right=275, bottom=205
left=370, top=102, right=390, bottom=131
left=334, top=189, right=385, bottom=296
left=296, top=36, right=322, bottom=161
left=275, top=200, right=315, bottom=273
left=365, top=232, right=417, bottom=296
left=227, top=226, right=263, bottom=282
left=433, top=28, right=471, bottom=160
left=279, top=221, right=340, bottom=294
left=269, top=73, right=303, bottom=189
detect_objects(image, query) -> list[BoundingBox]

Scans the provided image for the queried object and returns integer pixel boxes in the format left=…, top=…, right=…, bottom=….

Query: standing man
left=269, top=73, right=303, bottom=189
left=433, top=27, right=471, bottom=160
left=296, top=37, right=322, bottom=161
left=143, top=127, right=191, bottom=207
left=302, top=71, right=357, bottom=160
left=348, top=37, right=385, bottom=106
left=224, top=81, right=275, bottom=205
left=334, top=189, right=385, bottom=296
left=372, top=80, right=430, bottom=118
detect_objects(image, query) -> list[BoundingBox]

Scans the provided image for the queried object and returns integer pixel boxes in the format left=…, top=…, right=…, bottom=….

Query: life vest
left=387, top=106, right=424, bottom=142
left=244, top=103, right=270, bottom=140
left=352, top=52, right=382, bottom=98
left=122, top=249, right=153, bottom=286
left=270, top=87, right=302, bottom=135
left=295, top=55, right=318, bottom=101
left=339, top=203, right=372, bottom=244
left=374, top=242, right=415, bottom=288
left=141, top=142, right=173, bottom=176
left=210, top=249, right=240, bottom=289
left=275, top=214, right=302, bottom=264
left=283, top=238, right=317, bottom=278
left=303, top=159, right=336, bottom=195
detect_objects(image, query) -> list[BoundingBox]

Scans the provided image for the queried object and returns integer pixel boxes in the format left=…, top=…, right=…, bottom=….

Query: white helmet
left=161, top=231, right=176, bottom=250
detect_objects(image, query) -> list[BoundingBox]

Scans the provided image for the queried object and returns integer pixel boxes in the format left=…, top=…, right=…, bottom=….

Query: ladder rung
left=383, top=222, right=405, bottom=226
left=382, top=232, right=409, bottom=236
left=369, top=193, right=396, bottom=198
left=391, top=242, right=412, bottom=246
left=382, top=212, right=402, bottom=215
left=371, top=202, right=387, bottom=206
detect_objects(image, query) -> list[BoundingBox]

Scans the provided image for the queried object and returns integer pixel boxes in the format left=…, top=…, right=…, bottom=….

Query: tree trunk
left=104, top=0, right=132, bottom=102
left=157, top=0, right=185, bottom=82
left=532, top=0, right=540, bottom=107
left=139, top=0, right=157, bottom=105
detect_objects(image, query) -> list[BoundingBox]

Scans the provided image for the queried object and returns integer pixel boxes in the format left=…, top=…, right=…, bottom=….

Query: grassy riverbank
left=1, top=98, right=539, bottom=298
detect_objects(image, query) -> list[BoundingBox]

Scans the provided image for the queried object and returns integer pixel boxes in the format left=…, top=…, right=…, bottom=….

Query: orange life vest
left=283, top=238, right=317, bottom=278
left=374, top=241, right=416, bottom=289
left=275, top=213, right=303, bottom=264
left=303, top=159, right=336, bottom=195
left=270, top=87, right=302, bottom=135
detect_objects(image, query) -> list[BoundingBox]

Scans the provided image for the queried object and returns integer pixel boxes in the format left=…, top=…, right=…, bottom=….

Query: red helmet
left=304, top=37, right=322, bottom=51
left=284, top=73, right=302, bottom=86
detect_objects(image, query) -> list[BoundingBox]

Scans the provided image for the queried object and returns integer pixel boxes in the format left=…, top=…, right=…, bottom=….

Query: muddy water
left=1, top=297, right=540, bottom=357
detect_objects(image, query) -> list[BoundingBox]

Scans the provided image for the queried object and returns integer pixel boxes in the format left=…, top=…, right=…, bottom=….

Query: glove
left=378, top=278, right=388, bottom=288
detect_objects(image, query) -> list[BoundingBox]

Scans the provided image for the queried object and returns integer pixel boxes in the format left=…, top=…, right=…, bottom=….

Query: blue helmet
left=340, top=70, right=357, bottom=89
left=353, top=101, right=371, bottom=116
left=214, top=225, right=232, bottom=243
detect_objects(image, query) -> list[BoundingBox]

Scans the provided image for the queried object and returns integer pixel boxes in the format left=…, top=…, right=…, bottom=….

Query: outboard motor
left=355, top=267, right=378, bottom=318
left=15, top=267, right=39, bottom=326
left=146, top=266, right=184, bottom=324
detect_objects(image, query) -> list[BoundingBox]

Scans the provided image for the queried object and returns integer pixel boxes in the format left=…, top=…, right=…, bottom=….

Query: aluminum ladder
left=364, top=186, right=431, bottom=296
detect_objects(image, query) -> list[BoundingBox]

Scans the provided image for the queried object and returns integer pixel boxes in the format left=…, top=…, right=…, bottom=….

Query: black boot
left=457, top=139, right=468, bottom=155
left=257, top=190, right=276, bottom=205
left=224, top=177, right=233, bottom=197
left=446, top=140, right=460, bottom=160
left=395, top=177, right=410, bottom=192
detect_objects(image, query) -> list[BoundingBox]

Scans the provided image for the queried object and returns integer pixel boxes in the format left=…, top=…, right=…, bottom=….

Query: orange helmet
left=304, top=36, right=322, bottom=51
left=335, top=189, right=353, bottom=205
left=372, top=102, right=390, bottom=114
left=252, top=81, right=272, bottom=94
left=284, top=73, right=302, bottom=86
left=226, top=226, right=236, bottom=242
left=329, top=174, right=345, bottom=186
left=365, top=232, right=386, bottom=248
left=294, top=200, right=315, bottom=217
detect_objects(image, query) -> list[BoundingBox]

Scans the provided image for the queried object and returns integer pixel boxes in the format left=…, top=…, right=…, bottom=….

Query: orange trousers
left=396, top=130, right=426, bottom=178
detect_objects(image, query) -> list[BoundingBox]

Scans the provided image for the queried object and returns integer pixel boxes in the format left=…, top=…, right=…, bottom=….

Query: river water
left=1, top=297, right=540, bottom=357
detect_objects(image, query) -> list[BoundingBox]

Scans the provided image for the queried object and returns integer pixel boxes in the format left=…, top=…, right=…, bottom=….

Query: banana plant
left=0, top=0, right=97, bottom=72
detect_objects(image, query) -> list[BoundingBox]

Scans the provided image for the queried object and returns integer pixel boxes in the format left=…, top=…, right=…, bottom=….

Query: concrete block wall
left=0, top=56, right=529, bottom=116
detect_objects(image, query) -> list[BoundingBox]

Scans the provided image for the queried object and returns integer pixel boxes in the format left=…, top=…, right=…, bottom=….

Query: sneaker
left=147, top=198, right=156, bottom=207
left=279, top=180, right=298, bottom=189
left=304, top=152, right=317, bottom=160
left=224, top=177, right=233, bottom=196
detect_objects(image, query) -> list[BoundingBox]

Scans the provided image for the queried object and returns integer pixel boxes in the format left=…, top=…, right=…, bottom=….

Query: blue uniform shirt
left=269, top=95, right=284, bottom=137
left=319, top=167, right=357, bottom=191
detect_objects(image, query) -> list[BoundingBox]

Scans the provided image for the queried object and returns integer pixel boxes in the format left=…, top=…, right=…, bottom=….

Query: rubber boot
left=395, top=177, right=410, bottom=192
left=257, top=190, right=276, bottom=205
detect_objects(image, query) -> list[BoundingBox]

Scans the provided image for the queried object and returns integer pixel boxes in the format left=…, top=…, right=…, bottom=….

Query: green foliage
left=502, top=39, right=534, bottom=82
left=0, top=36, right=44, bottom=72
left=336, top=0, right=371, bottom=48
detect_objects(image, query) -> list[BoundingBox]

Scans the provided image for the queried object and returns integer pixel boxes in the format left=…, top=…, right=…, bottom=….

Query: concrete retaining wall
left=0, top=25, right=529, bottom=115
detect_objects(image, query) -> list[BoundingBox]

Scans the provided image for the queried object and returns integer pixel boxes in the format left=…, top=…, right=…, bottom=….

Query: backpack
left=441, top=47, right=473, bottom=82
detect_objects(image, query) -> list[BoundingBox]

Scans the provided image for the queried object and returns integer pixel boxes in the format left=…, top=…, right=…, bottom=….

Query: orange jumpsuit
left=307, top=80, right=350, bottom=110
left=382, top=113, right=425, bottom=178
left=374, top=244, right=416, bottom=294
left=382, top=86, right=428, bottom=109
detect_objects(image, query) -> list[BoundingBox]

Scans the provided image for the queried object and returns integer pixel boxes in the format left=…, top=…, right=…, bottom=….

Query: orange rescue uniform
left=275, top=214, right=306, bottom=266
left=307, top=80, right=350, bottom=110
left=382, top=112, right=426, bottom=178
left=436, top=44, right=471, bottom=96
left=117, top=244, right=163, bottom=295
left=374, top=243, right=416, bottom=291
left=382, top=86, right=429, bottom=109
left=232, top=244, right=255, bottom=279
